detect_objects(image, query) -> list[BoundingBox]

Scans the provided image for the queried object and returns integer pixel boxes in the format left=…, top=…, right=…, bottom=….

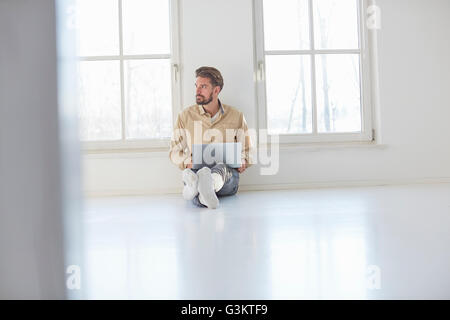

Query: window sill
left=81, top=138, right=387, bottom=159
left=81, top=139, right=170, bottom=155
left=259, top=140, right=388, bottom=152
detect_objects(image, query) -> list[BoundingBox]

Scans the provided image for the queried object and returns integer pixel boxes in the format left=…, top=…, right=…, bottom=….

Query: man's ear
left=214, top=86, right=221, bottom=96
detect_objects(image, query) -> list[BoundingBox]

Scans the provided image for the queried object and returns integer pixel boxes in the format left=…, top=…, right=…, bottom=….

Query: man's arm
left=236, top=113, right=253, bottom=173
left=169, top=114, right=192, bottom=170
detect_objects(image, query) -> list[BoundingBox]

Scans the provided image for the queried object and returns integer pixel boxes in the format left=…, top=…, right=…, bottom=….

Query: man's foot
left=182, top=169, right=198, bottom=200
left=211, top=172, right=224, bottom=192
left=197, top=167, right=219, bottom=209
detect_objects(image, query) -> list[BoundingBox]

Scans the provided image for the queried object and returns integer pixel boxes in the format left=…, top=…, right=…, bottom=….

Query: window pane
left=265, top=55, right=312, bottom=135
left=124, top=59, right=173, bottom=139
left=263, top=0, right=310, bottom=51
left=315, top=54, right=361, bottom=133
left=313, top=0, right=359, bottom=49
left=77, top=61, right=122, bottom=141
left=122, top=0, right=171, bottom=55
left=75, top=0, right=119, bottom=56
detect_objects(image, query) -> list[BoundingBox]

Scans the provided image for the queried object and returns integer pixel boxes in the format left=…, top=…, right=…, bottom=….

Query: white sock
left=211, top=172, right=224, bottom=192
left=182, top=169, right=198, bottom=200
left=198, top=193, right=208, bottom=206
left=197, top=167, right=219, bottom=209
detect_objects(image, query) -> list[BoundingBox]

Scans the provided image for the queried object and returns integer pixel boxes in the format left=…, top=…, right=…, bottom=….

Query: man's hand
left=237, top=160, right=247, bottom=173
left=186, top=157, right=193, bottom=169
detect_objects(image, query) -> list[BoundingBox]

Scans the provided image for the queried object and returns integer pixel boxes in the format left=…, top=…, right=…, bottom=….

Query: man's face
left=195, top=77, right=216, bottom=105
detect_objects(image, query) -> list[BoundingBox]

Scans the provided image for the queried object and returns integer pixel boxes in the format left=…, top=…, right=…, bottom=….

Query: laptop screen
left=192, top=143, right=242, bottom=169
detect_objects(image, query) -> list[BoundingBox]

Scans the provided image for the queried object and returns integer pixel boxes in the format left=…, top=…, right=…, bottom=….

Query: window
left=75, top=0, right=180, bottom=149
left=255, top=0, right=375, bottom=143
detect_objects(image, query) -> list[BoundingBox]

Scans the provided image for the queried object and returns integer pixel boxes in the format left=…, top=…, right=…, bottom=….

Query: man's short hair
left=195, top=66, right=224, bottom=91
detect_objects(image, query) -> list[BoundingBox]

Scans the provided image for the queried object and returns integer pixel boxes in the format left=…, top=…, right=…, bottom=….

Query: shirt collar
left=198, top=99, right=225, bottom=115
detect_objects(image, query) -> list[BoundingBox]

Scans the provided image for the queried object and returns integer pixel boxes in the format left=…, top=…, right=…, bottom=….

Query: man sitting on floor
left=169, top=66, right=253, bottom=209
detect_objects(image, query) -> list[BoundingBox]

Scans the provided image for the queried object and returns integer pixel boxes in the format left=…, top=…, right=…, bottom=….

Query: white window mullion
left=308, top=0, right=318, bottom=135
left=118, top=0, right=126, bottom=141
left=356, top=0, right=365, bottom=133
left=78, top=54, right=171, bottom=61
left=265, top=49, right=361, bottom=56
left=169, top=0, right=182, bottom=120
left=254, top=0, right=268, bottom=137
left=358, top=0, right=374, bottom=140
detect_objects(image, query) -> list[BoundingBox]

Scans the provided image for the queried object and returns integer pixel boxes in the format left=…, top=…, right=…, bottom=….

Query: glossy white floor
left=82, top=183, right=450, bottom=300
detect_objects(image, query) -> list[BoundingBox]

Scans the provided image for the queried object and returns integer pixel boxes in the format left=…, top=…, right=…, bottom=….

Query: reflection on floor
left=82, top=183, right=450, bottom=299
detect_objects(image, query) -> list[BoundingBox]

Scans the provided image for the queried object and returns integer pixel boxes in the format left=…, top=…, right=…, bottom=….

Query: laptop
left=192, top=143, right=242, bottom=169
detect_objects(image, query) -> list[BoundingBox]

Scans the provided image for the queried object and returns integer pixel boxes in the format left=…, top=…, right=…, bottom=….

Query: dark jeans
left=191, top=163, right=240, bottom=208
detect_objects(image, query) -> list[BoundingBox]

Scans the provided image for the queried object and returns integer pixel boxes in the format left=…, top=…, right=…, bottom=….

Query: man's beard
left=196, top=93, right=213, bottom=105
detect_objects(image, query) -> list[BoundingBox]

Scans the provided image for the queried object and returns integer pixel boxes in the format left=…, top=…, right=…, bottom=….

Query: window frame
left=80, top=0, right=181, bottom=153
left=254, top=0, right=376, bottom=144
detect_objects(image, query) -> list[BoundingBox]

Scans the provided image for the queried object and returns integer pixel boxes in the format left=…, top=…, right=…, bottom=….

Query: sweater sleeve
left=169, top=114, right=191, bottom=170
left=237, top=113, right=254, bottom=168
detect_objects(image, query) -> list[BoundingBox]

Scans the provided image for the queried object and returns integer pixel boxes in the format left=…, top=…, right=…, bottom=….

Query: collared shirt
left=169, top=100, right=253, bottom=170
left=210, top=103, right=224, bottom=123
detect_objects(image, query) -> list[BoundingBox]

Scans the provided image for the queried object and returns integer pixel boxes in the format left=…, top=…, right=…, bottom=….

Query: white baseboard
left=238, top=176, right=450, bottom=192
left=84, top=176, right=450, bottom=198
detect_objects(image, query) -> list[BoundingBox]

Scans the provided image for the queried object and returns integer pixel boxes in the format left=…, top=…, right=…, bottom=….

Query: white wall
left=83, top=0, right=450, bottom=196
left=0, top=0, right=66, bottom=298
